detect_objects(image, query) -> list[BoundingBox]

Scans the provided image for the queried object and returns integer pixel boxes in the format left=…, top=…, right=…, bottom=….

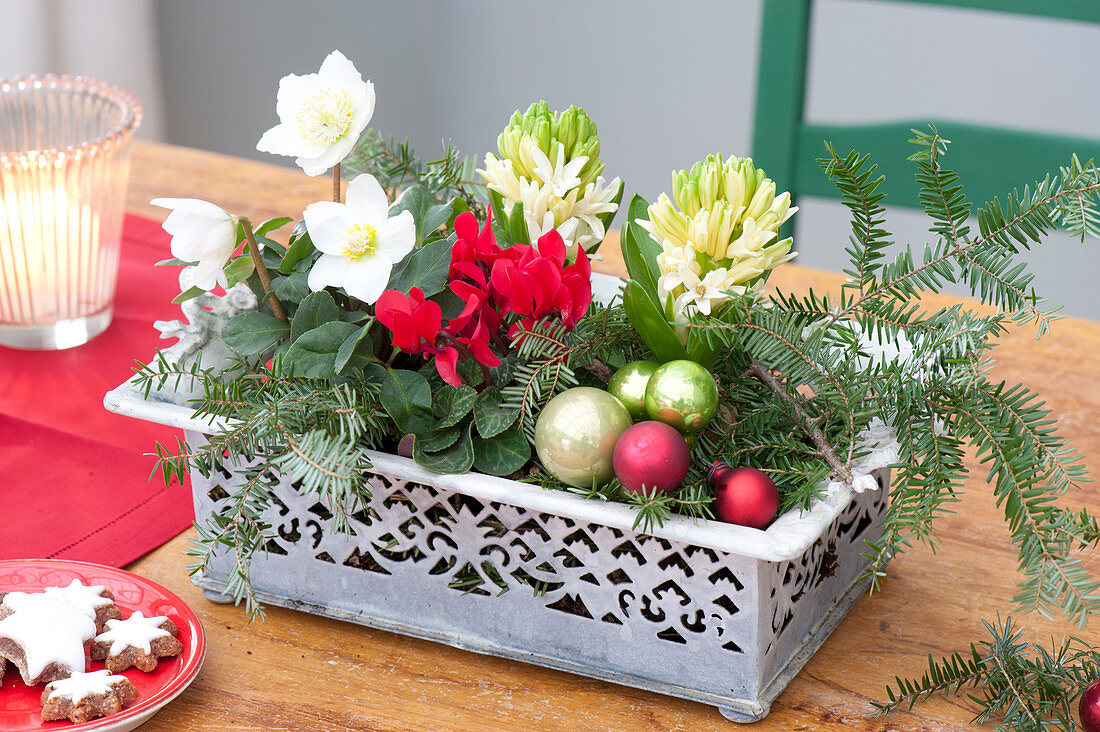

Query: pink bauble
left=709, top=464, right=779, bottom=529
left=1081, top=679, right=1100, bottom=732
left=613, top=421, right=690, bottom=495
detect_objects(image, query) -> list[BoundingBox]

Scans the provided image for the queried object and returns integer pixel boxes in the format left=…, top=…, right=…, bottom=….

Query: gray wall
left=155, top=0, right=1100, bottom=320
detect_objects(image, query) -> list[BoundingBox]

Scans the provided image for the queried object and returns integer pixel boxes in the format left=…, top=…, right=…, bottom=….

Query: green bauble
left=534, top=387, right=632, bottom=488
left=607, top=361, right=658, bottom=420
left=645, top=360, right=719, bottom=432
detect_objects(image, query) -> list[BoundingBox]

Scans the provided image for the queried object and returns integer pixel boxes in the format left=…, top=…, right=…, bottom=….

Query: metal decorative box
left=105, top=277, right=895, bottom=722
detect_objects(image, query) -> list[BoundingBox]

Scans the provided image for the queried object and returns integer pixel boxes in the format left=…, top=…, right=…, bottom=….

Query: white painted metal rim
left=105, top=377, right=858, bottom=562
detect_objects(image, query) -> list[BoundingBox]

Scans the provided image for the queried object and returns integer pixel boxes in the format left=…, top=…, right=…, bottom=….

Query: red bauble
left=613, top=421, right=690, bottom=495
left=709, top=463, right=779, bottom=529
left=1081, top=679, right=1100, bottom=732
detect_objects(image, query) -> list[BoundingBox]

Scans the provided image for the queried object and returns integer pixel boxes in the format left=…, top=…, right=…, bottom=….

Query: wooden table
left=125, top=140, right=1100, bottom=730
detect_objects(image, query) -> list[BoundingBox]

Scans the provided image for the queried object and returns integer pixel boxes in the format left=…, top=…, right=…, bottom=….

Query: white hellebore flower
left=303, top=174, right=414, bottom=304
left=151, top=197, right=238, bottom=292
left=257, top=50, right=375, bottom=176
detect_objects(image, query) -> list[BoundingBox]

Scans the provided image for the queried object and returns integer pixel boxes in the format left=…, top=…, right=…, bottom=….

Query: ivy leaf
left=473, top=387, right=519, bottom=438
left=171, top=286, right=205, bottom=305
left=253, top=216, right=294, bottom=237
left=414, top=425, right=462, bottom=453
left=221, top=311, right=289, bottom=356
left=473, top=425, right=530, bottom=476
left=223, top=256, right=255, bottom=289
left=284, top=321, right=359, bottom=378
left=414, top=422, right=474, bottom=474
left=334, top=322, right=374, bottom=375
left=290, top=291, right=343, bottom=342
left=386, top=235, right=452, bottom=297
left=380, top=368, right=433, bottom=434
left=622, top=281, right=687, bottom=363
left=433, top=384, right=477, bottom=428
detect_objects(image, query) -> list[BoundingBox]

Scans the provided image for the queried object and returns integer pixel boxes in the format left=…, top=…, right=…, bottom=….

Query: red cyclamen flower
left=375, top=287, right=462, bottom=386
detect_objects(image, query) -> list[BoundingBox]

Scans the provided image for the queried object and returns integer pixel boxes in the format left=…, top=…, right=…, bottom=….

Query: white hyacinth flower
left=303, top=174, right=415, bottom=304
left=529, top=140, right=586, bottom=198
left=673, top=266, right=751, bottom=318
left=480, top=154, right=523, bottom=203
left=257, top=50, right=375, bottom=176
left=150, top=197, right=238, bottom=292
left=569, top=176, right=622, bottom=245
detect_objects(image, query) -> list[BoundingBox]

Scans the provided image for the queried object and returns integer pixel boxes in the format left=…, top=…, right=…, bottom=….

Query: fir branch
left=874, top=616, right=1100, bottom=732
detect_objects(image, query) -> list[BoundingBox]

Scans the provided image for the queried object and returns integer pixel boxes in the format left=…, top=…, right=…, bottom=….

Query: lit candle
left=0, top=75, right=140, bottom=351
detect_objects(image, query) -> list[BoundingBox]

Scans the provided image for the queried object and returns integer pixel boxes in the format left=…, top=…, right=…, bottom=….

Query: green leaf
left=253, top=216, right=293, bottom=238
left=620, top=222, right=660, bottom=302
left=334, top=321, right=375, bottom=375
left=223, top=256, right=255, bottom=289
left=156, top=257, right=194, bottom=267
left=284, top=321, right=359, bottom=378
left=622, top=281, right=687, bottom=363
left=473, top=386, right=519, bottom=438
left=488, top=189, right=509, bottom=236
left=473, top=425, right=530, bottom=476
left=380, top=368, right=434, bottom=434
left=414, top=425, right=462, bottom=453
left=433, top=384, right=477, bottom=428
left=221, top=311, right=290, bottom=356
left=290, top=290, right=343, bottom=342
left=272, top=271, right=310, bottom=302
left=256, top=235, right=286, bottom=256
left=414, top=422, right=474, bottom=474
left=391, top=185, right=454, bottom=243
left=627, top=192, right=652, bottom=226
left=507, top=200, right=530, bottom=245
left=171, top=286, right=206, bottom=304
left=386, top=235, right=452, bottom=297
left=279, top=229, right=315, bottom=275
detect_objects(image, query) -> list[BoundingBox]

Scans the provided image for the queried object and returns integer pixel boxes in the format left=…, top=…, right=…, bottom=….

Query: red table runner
left=0, top=214, right=193, bottom=566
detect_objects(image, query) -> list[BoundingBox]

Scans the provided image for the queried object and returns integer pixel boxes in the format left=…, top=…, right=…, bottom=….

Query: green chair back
left=752, top=0, right=1100, bottom=214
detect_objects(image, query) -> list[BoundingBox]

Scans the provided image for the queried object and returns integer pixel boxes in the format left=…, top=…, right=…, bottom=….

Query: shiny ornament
left=534, top=387, right=632, bottom=489
left=613, top=421, right=690, bottom=495
left=708, top=462, right=779, bottom=529
left=645, top=359, right=718, bottom=432
left=1081, top=679, right=1100, bottom=732
left=607, top=361, right=658, bottom=420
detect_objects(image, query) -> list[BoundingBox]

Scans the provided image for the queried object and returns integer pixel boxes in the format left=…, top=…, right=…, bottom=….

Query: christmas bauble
left=534, top=387, right=632, bottom=489
left=607, top=360, right=658, bottom=420
left=645, top=359, right=719, bottom=433
left=613, top=421, right=690, bottom=495
left=708, top=463, right=779, bottom=529
left=1081, top=679, right=1100, bottom=732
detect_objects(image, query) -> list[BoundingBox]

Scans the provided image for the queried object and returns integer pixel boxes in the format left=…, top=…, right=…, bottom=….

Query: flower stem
left=241, top=218, right=288, bottom=323
left=333, top=164, right=342, bottom=203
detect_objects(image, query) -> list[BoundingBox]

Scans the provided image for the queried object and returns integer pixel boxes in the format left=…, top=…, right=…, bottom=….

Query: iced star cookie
left=0, top=591, right=96, bottom=685
left=40, top=669, right=138, bottom=724
left=90, top=612, right=183, bottom=673
left=42, top=580, right=122, bottom=633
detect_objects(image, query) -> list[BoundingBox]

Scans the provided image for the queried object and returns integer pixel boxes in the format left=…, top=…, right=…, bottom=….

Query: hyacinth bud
left=771, top=191, right=794, bottom=225
left=530, top=119, right=551, bottom=156
left=699, top=160, right=720, bottom=209
left=746, top=179, right=776, bottom=221
left=507, top=108, right=524, bottom=130
left=647, top=193, right=689, bottom=244
left=557, top=106, right=578, bottom=157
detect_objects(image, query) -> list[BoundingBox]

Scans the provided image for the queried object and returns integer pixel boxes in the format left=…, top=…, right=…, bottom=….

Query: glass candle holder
left=0, top=75, right=141, bottom=350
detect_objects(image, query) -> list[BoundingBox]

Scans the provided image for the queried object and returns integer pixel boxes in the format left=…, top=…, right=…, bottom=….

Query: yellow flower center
left=297, top=87, right=354, bottom=147
left=342, top=222, right=377, bottom=261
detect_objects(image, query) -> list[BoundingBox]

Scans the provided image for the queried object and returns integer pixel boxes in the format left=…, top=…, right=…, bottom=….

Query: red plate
left=0, top=559, right=205, bottom=731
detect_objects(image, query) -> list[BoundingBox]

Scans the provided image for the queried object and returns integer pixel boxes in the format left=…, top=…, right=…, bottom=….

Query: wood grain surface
left=124, top=141, right=1100, bottom=731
